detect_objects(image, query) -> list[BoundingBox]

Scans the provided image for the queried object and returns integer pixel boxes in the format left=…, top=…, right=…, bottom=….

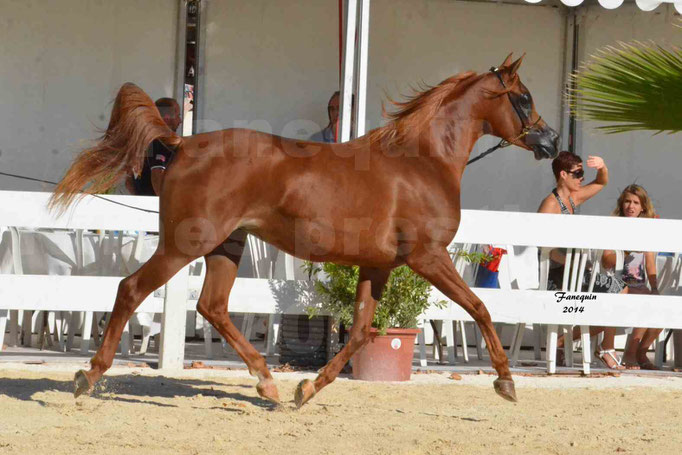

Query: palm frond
left=567, top=42, right=682, bottom=134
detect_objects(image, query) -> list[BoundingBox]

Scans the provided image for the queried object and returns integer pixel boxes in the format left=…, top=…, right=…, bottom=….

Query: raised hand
left=586, top=155, right=605, bottom=170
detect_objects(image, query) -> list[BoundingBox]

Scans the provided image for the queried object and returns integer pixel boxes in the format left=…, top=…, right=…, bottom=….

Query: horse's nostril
left=552, top=132, right=561, bottom=149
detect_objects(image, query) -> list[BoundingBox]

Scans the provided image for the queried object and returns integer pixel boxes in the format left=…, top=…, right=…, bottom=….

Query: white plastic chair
left=658, top=253, right=681, bottom=295
left=123, top=231, right=160, bottom=356
left=1, top=227, right=87, bottom=352
left=0, top=227, right=21, bottom=350
left=73, top=230, right=138, bottom=356
left=653, top=253, right=681, bottom=367
left=543, top=247, right=594, bottom=374
left=0, top=227, right=63, bottom=350
left=417, top=243, right=476, bottom=367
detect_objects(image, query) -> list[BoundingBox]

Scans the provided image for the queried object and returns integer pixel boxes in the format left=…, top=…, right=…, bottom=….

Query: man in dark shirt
left=126, top=97, right=181, bottom=196
left=124, top=96, right=246, bottom=260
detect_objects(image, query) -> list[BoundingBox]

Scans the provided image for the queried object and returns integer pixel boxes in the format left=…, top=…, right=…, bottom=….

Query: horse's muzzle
left=526, top=126, right=560, bottom=160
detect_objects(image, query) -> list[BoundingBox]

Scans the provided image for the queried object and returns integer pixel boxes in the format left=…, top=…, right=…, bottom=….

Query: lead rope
left=466, top=139, right=508, bottom=165
left=0, top=171, right=159, bottom=214
left=467, top=125, right=535, bottom=166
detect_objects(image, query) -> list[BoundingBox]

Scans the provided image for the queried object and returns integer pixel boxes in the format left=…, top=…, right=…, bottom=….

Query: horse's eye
left=520, top=94, right=531, bottom=107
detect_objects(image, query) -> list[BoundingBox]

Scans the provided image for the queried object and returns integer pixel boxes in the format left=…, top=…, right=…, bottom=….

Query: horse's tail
left=49, top=82, right=183, bottom=212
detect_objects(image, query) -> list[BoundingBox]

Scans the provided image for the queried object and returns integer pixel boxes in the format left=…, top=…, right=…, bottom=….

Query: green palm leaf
left=568, top=42, right=682, bottom=134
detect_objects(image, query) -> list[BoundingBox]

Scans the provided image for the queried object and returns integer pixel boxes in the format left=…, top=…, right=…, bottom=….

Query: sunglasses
left=566, top=169, right=584, bottom=179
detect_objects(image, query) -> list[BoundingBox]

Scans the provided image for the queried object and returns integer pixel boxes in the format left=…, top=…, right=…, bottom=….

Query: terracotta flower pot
left=351, top=327, right=420, bottom=382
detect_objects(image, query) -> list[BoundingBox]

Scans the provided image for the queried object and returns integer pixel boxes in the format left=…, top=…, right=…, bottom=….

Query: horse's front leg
left=406, top=248, right=516, bottom=402
left=295, top=267, right=391, bottom=408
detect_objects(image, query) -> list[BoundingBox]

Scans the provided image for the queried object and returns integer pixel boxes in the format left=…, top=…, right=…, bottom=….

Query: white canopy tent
left=527, top=0, right=682, bottom=12
left=1, top=1, right=679, bottom=216
left=338, top=0, right=682, bottom=145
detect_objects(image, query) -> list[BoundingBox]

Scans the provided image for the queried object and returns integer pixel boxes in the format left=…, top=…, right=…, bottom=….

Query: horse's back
left=163, top=127, right=458, bottom=264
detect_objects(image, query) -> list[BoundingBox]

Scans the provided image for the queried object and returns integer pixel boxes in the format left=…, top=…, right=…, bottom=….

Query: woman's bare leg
left=635, top=328, right=663, bottom=370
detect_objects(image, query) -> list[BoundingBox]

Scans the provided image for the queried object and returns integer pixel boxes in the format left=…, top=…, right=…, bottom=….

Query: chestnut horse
left=51, top=54, right=559, bottom=407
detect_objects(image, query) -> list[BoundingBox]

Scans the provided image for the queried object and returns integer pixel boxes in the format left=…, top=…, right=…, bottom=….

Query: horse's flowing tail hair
left=49, top=82, right=183, bottom=212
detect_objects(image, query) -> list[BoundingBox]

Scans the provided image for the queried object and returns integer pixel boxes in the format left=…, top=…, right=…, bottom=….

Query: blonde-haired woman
left=602, top=184, right=660, bottom=369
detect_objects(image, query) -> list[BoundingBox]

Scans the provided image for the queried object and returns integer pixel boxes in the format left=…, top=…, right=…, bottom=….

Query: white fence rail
left=428, top=210, right=682, bottom=328
left=1, top=191, right=682, bottom=370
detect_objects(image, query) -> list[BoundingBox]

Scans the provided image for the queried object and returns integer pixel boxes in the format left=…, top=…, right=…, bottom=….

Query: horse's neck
left=423, top=114, right=484, bottom=177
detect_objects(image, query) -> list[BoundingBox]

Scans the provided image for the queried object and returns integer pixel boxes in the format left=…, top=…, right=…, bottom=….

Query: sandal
left=595, top=347, right=625, bottom=370
left=622, top=359, right=640, bottom=370
left=638, top=359, right=660, bottom=370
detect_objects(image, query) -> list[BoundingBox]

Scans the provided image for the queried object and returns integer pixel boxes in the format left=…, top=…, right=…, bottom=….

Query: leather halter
left=467, top=67, right=543, bottom=165
left=489, top=66, right=543, bottom=146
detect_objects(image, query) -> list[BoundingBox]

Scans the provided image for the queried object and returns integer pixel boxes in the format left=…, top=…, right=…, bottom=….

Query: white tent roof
left=525, top=0, right=682, bottom=13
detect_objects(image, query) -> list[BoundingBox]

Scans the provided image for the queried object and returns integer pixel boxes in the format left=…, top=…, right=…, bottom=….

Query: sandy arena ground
left=0, top=363, right=681, bottom=455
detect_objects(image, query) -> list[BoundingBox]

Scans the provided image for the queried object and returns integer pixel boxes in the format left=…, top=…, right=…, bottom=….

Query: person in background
left=309, top=91, right=340, bottom=143
left=309, top=91, right=357, bottom=143
left=125, top=97, right=181, bottom=196
left=606, top=184, right=660, bottom=369
left=537, top=151, right=627, bottom=369
left=537, top=151, right=610, bottom=289
left=537, top=151, right=608, bottom=217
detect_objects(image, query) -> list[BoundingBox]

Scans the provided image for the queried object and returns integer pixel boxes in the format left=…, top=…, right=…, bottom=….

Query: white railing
left=1, top=191, right=681, bottom=371
left=423, top=210, right=682, bottom=373
left=427, top=210, right=682, bottom=326
left=0, top=191, right=308, bottom=368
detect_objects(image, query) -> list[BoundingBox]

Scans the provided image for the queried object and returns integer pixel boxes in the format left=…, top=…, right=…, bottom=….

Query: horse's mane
left=368, top=71, right=481, bottom=147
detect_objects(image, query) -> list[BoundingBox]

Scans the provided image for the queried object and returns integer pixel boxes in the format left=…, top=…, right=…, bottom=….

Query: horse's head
left=481, top=54, right=560, bottom=160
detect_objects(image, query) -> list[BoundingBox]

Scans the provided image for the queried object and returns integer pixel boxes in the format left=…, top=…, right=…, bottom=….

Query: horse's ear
left=500, top=53, right=514, bottom=69
left=509, top=53, right=526, bottom=76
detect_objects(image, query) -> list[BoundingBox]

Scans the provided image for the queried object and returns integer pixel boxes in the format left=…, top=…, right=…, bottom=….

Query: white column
left=159, top=265, right=190, bottom=370
left=339, top=0, right=358, bottom=143
left=352, top=0, right=370, bottom=138
left=174, top=0, right=188, bottom=121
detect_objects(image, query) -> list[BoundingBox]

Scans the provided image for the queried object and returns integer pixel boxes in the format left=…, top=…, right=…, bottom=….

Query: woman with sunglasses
left=538, top=151, right=609, bottom=285
left=537, top=151, right=626, bottom=369
left=537, top=151, right=608, bottom=216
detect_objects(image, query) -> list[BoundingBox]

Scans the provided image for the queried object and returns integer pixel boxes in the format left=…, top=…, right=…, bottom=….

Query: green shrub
left=303, top=249, right=492, bottom=334
left=303, top=262, right=445, bottom=334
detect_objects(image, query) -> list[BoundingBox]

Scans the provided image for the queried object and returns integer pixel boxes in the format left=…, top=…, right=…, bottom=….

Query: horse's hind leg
left=295, top=267, right=391, bottom=408
left=406, top=249, right=516, bottom=402
left=197, top=230, right=279, bottom=403
left=75, top=251, right=197, bottom=397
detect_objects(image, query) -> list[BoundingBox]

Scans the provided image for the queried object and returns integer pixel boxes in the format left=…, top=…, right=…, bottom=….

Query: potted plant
left=304, top=262, right=446, bottom=381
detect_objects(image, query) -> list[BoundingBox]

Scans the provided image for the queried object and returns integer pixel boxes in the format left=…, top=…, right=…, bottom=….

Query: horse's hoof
left=256, top=378, right=281, bottom=404
left=294, top=379, right=316, bottom=409
left=74, top=370, right=93, bottom=398
left=493, top=378, right=517, bottom=403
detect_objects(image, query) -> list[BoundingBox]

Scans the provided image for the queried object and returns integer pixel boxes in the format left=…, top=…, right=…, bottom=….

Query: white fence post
left=159, top=264, right=191, bottom=370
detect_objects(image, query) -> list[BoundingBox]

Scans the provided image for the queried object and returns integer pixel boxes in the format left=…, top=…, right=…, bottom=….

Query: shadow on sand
left=0, top=374, right=277, bottom=410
